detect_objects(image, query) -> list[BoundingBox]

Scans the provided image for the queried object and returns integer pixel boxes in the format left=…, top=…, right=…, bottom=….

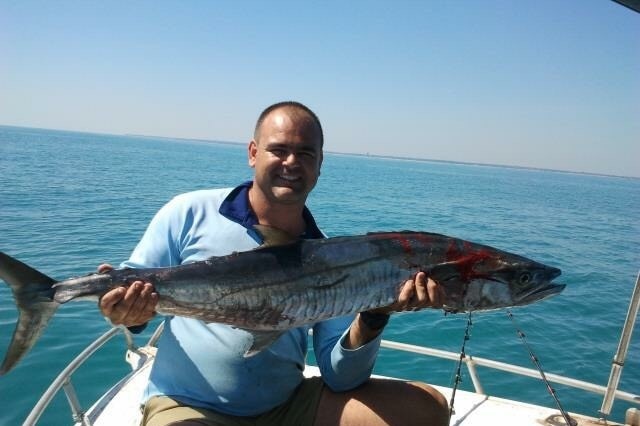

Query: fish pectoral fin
left=241, top=329, right=285, bottom=357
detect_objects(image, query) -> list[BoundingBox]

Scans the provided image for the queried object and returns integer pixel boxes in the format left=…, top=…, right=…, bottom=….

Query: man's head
left=249, top=101, right=323, bottom=206
left=253, top=101, right=323, bottom=147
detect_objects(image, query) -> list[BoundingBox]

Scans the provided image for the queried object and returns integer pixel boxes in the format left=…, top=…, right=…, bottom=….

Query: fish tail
left=0, top=252, right=59, bottom=375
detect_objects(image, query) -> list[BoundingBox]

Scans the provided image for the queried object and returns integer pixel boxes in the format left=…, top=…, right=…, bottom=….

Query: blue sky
left=1, top=1, right=638, bottom=177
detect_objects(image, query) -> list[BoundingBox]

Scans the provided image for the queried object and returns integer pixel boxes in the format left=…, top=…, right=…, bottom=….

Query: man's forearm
left=343, top=312, right=390, bottom=349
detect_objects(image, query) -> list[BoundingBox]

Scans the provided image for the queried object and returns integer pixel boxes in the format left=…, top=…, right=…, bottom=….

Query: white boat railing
left=23, top=322, right=166, bottom=426
left=24, top=327, right=122, bottom=426
left=377, top=339, right=639, bottom=405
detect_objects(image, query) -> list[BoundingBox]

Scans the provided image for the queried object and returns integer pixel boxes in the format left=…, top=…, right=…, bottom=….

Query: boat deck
left=78, top=347, right=625, bottom=426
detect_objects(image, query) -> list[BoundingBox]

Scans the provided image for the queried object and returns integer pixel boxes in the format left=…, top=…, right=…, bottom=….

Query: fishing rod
left=507, top=310, right=575, bottom=426
left=449, top=310, right=575, bottom=425
left=449, top=312, right=472, bottom=418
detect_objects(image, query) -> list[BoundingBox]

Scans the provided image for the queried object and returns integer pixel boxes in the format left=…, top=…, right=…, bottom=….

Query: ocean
left=0, top=125, right=638, bottom=424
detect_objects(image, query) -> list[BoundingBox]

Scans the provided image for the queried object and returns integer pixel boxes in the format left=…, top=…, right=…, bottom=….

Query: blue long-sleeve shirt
left=126, top=182, right=382, bottom=416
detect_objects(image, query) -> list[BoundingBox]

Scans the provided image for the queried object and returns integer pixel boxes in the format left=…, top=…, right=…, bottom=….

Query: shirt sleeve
left=121, top=197, right=185, bottom=269
left=312, top=315, right=382, bottom=392
left=119, top=197, right=185, bottom=333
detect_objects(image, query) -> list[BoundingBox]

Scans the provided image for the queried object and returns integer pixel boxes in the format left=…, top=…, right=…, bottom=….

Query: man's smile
left=276, top=173, right=302, bottom=183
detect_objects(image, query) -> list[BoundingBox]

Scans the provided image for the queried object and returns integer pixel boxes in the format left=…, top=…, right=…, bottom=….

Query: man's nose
left=283, top=152, right=298, bottom=166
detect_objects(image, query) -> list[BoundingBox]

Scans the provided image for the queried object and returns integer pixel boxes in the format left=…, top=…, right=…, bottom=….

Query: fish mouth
left=548, top=267, right=562, bottom=281
left=517, top=282, right=565, bottom=305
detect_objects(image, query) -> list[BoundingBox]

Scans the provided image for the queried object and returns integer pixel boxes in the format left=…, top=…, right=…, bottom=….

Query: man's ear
left=248, top=140, right=257, bottom=168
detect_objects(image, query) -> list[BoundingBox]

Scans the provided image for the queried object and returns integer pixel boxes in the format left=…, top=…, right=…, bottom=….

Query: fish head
left=472, top=260, right=563, bottom=309
left=433, top=245, right=564, bottom=312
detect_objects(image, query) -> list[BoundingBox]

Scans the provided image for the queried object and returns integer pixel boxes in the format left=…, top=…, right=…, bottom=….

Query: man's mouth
left=277, top=174, right=301, bottom=183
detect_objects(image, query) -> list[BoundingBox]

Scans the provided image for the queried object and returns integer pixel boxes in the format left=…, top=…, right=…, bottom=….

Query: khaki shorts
left=142, top=377, right=324, bottom=426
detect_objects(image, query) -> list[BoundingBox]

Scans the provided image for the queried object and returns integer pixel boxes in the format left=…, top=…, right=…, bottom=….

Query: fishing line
left=449, top=311, right=472, bottom=418
left=507, top=310, right=576, bottom=426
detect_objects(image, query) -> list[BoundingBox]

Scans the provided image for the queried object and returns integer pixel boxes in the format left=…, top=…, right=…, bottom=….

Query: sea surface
left=0, top=125, right=638, bottom=424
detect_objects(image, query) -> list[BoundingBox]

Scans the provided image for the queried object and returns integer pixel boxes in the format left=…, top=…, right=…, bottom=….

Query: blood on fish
left=445, top=241, right=494, bottom=282
left=396, top=236, right=413, bottom=254
left=376, top=233, right=415, bottom=254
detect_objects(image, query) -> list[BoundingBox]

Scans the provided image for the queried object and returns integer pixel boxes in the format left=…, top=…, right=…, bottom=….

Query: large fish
left=0, top=228, right=564, bottom=375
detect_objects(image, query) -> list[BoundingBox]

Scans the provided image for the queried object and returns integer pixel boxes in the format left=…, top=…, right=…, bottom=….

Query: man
left=99, top=101, right=449, bottom=425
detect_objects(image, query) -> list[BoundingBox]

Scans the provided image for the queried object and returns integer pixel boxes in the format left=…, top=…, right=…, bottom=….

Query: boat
left=21, top=272, right=639, bottom=426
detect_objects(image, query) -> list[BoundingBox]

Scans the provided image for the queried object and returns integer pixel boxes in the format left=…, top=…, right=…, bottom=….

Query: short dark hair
left=254, top=101, right=324, bottom=146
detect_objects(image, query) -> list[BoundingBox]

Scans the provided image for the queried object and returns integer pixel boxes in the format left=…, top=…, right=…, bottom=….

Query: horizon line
left=1, top=123, right=637, bottom=180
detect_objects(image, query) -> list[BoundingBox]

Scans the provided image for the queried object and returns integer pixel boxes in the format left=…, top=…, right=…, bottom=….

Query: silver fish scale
left=154, top=256, right=409, bottom=330
left=275, top=259, right=408, bottom=326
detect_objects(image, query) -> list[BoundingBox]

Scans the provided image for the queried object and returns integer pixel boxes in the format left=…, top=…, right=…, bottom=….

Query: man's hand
left=372, top=271, right=445, bottom=314
left=97, top=264, right=158, bottom=327
left=345, top=272, right=444, bottom=349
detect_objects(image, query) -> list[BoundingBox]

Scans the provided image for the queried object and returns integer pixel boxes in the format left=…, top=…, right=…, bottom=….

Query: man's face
left=248, top=107, right=323, bottom=206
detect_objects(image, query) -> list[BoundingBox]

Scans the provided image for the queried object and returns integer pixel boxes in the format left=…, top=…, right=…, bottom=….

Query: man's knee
left=315, top=379, right=450, bottom=426
left=406, top=382, right=450, bottom=425
left=410, top=381, right=448, bottom=407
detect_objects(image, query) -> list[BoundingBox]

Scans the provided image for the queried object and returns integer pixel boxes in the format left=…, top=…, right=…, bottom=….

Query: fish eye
left=519, top=272, right=532, bottom=284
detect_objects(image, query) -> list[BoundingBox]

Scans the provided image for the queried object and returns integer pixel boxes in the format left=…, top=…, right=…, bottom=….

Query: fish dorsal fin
left=253, top=225, right=298, bottom=247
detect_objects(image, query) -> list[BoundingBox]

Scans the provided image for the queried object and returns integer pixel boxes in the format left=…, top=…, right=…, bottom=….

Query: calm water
left=0, top=126, right=638, bottom=424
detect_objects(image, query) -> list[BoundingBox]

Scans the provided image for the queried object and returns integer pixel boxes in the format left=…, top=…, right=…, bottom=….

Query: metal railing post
left=23, top=327, right=122, bottom=426
left=465, top=356, right=485, bottom=395
left=62, top=378, right=90, bottom=426
left=600, top=271, right=640, bottom=417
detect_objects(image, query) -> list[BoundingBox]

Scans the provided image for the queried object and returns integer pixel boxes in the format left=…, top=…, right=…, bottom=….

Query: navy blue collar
left=219, top=181, right=324, bottom=243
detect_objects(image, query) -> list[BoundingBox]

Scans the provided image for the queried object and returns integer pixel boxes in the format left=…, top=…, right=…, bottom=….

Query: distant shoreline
left=0, top=124, right=636, bottom=180
left=123, top=133, right=640, bottom=181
